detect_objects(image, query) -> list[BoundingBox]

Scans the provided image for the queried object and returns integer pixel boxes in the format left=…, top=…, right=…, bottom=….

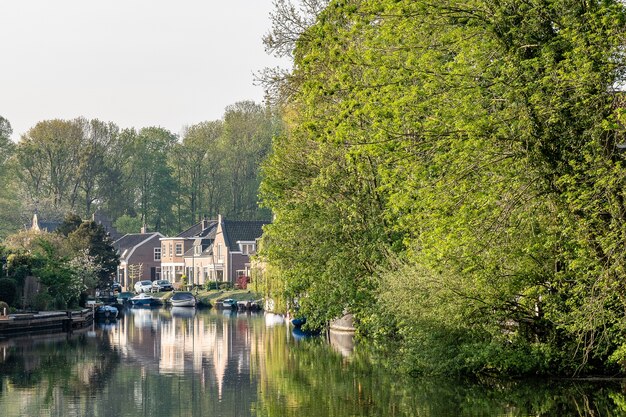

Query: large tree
left=260, top=0, right=626, bottom=376
left=175, top=120, right=223, bottom=226
left=0, top=116, right=22, bottom=237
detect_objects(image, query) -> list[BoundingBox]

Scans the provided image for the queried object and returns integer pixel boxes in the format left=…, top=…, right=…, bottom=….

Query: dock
left=0, top=309, right=94, bottom=337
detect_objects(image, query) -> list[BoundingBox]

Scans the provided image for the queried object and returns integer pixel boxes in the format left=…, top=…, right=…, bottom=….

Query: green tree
left=261, top=0, right=626, bottom=376
left=174, top=120, right=223, bottom=226
left=126, top=127, right=177, bottom=233
left=0, top=116, right=22, bottom=237
left=113, top=214, right=143, bottom=235
left=66, top=220, right=119, bottom=290
left=220, top=101, right=278, bottom=219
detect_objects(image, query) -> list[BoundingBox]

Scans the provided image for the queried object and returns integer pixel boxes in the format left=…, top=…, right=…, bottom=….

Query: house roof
left=114, top=233, right=162, bottom=252
left=30, top=213, right=62, bottom=233
left=92, top=211, right=123, bottom=241
left=183, top=238, right=215, bottom=258
left=222, top=220, right=269, bottom=252
left=176, top=220, right=218, bottom=238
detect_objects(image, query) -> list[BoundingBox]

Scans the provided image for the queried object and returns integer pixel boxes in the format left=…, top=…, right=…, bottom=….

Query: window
left=175, top=243, right=183, bottom=256
left=154, top=247, right=161, bottom=261
left=162, top=244, right=166, bottom=257
left=195, top=245, right=202, bottom=255
left=241, top=243, right=255, bottom=255
left=156, top=267, right=161, bottom=280
left=217, top=244, right=223, bottom=261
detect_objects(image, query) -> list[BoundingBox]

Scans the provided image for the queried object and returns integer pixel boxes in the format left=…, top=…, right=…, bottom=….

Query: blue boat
left=291, top=317, right=306, bottom=328
left=95, top=305, right=118, bottom=319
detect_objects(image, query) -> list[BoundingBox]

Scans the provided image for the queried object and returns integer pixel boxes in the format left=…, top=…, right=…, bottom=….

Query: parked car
left=112, top=281, right=122, bottom=293
left=151, top=279, right=173, bottom=292
left=134, top=280, right=153, bottom=293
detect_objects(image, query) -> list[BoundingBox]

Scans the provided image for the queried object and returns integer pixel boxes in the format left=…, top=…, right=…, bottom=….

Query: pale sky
left=0, top=0, right=289, bottom=141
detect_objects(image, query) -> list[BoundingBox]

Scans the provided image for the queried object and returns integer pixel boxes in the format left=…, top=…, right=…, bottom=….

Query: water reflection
left=1, top=309, right=626, bottom=416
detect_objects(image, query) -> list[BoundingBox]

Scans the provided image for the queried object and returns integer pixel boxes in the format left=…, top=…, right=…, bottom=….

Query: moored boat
left=291, top=317, right=306, bottom=328
left=170, top=292, right=196, bottom=307
left=116, top=291, right=135, bottom=304
left=217, top=298, right=237, bottom=309
left=95, top=305, right=118, bottom=319
left=130, top=293, right=160, bottom=307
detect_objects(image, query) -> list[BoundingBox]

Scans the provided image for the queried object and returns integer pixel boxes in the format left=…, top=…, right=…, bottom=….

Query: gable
left=222, top=220, right=269, bottom=252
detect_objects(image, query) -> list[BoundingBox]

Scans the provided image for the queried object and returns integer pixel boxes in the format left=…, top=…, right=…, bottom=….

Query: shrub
left=204, top=281, right=220, bottom=291
left=0, top=278, right=17, bottom=305
left=34, top=292, right=53, bottom=311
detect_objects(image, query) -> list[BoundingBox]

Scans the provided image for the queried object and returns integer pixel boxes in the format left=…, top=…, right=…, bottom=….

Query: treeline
left=0, top=100, right=280, bottom=237
left=258, top=0, right=626, bottom=376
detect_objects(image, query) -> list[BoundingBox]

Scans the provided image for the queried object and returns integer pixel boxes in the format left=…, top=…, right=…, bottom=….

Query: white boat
left=170, top=292, right=196, bottom=307
left=130, top=293, right=160, bottom=307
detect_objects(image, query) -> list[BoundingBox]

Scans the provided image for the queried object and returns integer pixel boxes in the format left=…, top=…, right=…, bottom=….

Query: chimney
left=201, top=216, right=208, bottom=230
left=141, top=224, right=147, bottom=234
left=218, top=214, right=222, bottom=225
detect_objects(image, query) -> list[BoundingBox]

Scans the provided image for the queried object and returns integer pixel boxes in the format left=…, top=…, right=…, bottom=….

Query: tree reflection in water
left=0, top=310, right=625, bottom=416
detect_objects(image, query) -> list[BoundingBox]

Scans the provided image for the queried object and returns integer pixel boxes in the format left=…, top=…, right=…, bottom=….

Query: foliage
left=55, top=213, right=83, bottom=237
left=113, top=214, right=143, bottom=235
left=0, top=100, right=276, bottom=238
left=0, top=116, right=22, bottom=237
left=0, top=278, right=17, bottom=306
left=32, top=240, right=84, bottom=308
left=259, top=0, right=626, bottom=376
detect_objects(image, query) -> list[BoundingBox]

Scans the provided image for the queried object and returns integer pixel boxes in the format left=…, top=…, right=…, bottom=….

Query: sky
left=0, top=0, right=289, bottom=141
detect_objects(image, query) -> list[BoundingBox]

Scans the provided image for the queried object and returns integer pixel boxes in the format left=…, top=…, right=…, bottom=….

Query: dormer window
left=239, top=242, right=255, bottom=255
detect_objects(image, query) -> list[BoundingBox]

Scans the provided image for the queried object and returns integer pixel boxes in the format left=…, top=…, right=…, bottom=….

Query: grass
left=149, top=289, right=262, bottom=307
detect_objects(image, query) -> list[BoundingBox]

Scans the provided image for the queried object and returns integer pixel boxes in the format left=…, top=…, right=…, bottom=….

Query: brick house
left=183, top=215, right=269, bottom=287
left=160, top=218, right=216, bottom=288
left=114, top=230, right=164, bottom=290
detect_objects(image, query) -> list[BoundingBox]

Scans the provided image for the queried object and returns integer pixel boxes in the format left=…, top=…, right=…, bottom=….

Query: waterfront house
left=114, top=228, right=164, bottom=290
left=182, top=219, right=219, bottom=287
left=183, top=215, right=269, bottom=288
left=161, top=218, right=216, bottom=288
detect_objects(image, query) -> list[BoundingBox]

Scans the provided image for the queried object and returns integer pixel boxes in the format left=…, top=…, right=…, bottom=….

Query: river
left=0, top=307, right=625, bottom=416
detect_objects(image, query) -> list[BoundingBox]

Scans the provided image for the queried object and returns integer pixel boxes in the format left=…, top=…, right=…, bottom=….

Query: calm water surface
left=1, top=307, right=626, bottom=416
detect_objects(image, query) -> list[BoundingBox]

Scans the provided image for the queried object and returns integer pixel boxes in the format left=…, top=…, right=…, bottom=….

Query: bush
left=219, top=282, right=232, bottom=290
left=0, top=278, right=17, bottom=305
left=34, top=292, right=53, bottom=311
left=204, top=281, right=220, bottom=291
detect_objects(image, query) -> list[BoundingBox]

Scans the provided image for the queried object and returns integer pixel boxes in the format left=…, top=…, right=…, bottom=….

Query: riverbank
left=148, top=289, right=262, bottom=308
left=0, top=309, right=93, bottom=337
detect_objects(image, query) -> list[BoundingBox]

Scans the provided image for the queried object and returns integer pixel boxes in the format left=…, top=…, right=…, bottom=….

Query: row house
left=160, top=218, right=217, bottom=286
left=182, top=215, right=269, bottom=287
left=114, top=216, right=269, bottom=290
left=114, top=230, right=164, bottom=288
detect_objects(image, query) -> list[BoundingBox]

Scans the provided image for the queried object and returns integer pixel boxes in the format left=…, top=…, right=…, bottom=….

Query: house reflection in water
left=104, top=308, right=255, bottom=400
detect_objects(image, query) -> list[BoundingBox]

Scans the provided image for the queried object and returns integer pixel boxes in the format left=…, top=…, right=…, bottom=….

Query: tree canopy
left=259, top=0, right=626, bottom=376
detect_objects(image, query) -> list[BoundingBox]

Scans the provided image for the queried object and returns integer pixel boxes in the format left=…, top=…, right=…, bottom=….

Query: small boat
left=130, top=293, right=160, bottom=307
left=95, top=305, right=118, bottom=319
left=218, top=298, right=237, bottom=309
left=291, top=317, right=306, bottom=328
left=117, top=291, right=135, bottom=304
left=170, top=292, right=196, bottom=307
